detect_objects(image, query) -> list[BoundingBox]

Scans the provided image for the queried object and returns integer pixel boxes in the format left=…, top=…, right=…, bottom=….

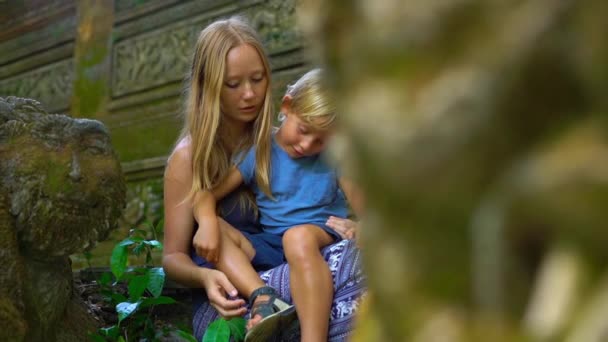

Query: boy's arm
left=192, top=190, right=221, bottom=263
left=193, top=166, right=244, bottom=220
left=192, top=167, right=244, bottom=263
left=192, top=166, right=243, bottom=235
left=210, top=166, right=244, bottom=201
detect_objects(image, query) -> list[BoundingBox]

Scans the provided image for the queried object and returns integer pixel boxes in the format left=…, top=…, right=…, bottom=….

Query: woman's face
left=220, top=43, right=268, bottom=127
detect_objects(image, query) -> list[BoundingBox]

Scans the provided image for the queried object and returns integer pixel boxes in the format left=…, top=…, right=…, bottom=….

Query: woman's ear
left=280, top=95, right=292, bottom=115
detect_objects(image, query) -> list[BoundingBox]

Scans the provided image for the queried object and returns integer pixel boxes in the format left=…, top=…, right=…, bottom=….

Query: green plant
left=89, top=219, right=196, bottom=341
left=203, top=317, right=246, bottom=342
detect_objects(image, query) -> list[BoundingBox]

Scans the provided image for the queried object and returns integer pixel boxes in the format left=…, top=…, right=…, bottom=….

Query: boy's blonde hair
left=180, top=16, right=274, bottom=203
left=286, top=68, right=335, bottom=130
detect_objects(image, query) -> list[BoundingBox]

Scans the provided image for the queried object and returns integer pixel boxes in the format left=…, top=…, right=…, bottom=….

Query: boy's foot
left=244, top=286, right=298, bottom=342
left=246, top=306, right=299, bottom=342
left=247, top=294, right=270, bottom=329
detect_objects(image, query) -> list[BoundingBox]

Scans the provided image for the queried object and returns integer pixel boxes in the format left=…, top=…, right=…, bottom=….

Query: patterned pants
left=192, top=239, right=366, bottom=341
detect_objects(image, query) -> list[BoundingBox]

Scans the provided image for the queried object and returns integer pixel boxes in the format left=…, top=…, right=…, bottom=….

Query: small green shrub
left=87, top=216, right=246, bottom=341
left=89, top=219, right=197, bottom=341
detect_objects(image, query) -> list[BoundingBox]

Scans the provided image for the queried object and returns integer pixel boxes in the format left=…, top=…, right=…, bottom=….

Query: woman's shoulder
left=165, top=137, right=192, bottom=181
left=169, top=136, right=192, bottom=160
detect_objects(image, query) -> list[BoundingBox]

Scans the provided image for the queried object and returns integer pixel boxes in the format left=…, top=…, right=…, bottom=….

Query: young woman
left=162, top=16, right=364, bottom=341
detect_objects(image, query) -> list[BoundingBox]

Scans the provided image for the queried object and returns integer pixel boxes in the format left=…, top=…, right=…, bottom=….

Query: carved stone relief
left=111, top=20, right=195, bottom=97
left=247, top=0, right=299, bottom=52
left=111, top=0, right=298, bottom=97
left=0, top=59, right=73, bottom=113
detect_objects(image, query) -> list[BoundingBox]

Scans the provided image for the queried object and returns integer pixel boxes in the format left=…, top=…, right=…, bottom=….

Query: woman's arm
left=326, top=216, right=359, bottom=240
left=329, top=177, right=365, bottom=241
left=162, top=145, right=246, bottom=317
left=162, top=148, right=204, bottom=286
left=339, top=177, right=365, bottom=217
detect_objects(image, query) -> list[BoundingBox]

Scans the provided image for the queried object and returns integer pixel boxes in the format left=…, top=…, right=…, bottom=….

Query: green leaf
left=132, top=242, right=145, bottom=256
left=143, top=239, right=163, bottom=249
left=118, top=238, right=136, bottom=247
left=139, top=296, right=176, bottom=308
left=128, top=274, right=149, bottom=301
left=110, top=293, right=128, bottom=305
left=99, top=271, right=112, bottom=286
left=100, top=325, right=119, bottom=338
left=132, top=235, right=145, bottom=243
left=132, top=230, right=147, bottom=239
left=116, top=301, right=141, bottom=323
left=132, top=267, right=147, bottom=276
left=146, top=267, right=165, bottom=298
left=175, top=330, right=198, bottom=342
left=226, top=317, right=247, bottom=341
left=110, top=244, right=128, bottom=280
left=203, top=318, right=230, bottom=342
left=117, top=336, right=126, bottom=342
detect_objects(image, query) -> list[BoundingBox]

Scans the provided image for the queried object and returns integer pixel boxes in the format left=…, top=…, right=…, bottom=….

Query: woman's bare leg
left=283, top=225, right=334, bottom=342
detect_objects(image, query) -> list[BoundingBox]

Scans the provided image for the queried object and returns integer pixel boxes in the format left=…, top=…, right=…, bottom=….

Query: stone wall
left=0, top=0, right=308, bottom=180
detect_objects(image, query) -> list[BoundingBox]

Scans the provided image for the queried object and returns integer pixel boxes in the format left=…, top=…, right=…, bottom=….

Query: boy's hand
left=193, top=215, right=221, bottom=263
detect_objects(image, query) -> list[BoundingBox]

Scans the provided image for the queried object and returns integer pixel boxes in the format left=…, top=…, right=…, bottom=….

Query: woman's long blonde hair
left=180, top=16, right=273, bottom=205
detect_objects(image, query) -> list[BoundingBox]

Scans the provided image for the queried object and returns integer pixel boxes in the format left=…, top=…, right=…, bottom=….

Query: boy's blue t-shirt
left=236, top=136, right=348, bottom=235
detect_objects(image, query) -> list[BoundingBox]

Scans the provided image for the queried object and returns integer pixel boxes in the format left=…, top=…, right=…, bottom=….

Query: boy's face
left=276, top=111, right=333, bottom=159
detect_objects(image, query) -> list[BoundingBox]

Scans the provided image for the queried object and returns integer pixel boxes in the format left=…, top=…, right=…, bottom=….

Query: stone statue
left=0, top=96, right=126, bottom=341
left=299, top=0, right=608, bottom=340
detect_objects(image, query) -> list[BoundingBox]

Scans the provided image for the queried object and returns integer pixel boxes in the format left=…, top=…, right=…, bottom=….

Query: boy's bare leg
left=282, top=225, right=334, bottom=342
left=215, top=219, right=265, bottom=296
left=215, top=219, right=271, bottom=328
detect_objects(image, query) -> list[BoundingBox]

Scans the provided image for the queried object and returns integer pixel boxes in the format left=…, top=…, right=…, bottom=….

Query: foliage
left=89, top=219, right=197, bottom=341
left=203, top=317, right=246, bottom=342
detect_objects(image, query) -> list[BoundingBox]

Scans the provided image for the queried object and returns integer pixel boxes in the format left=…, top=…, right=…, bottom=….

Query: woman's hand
left=192, top=215, right=221, bottom=263
left=201, top=268, right=247, bottom=318
left=326, top=216, right=358, bottom=240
